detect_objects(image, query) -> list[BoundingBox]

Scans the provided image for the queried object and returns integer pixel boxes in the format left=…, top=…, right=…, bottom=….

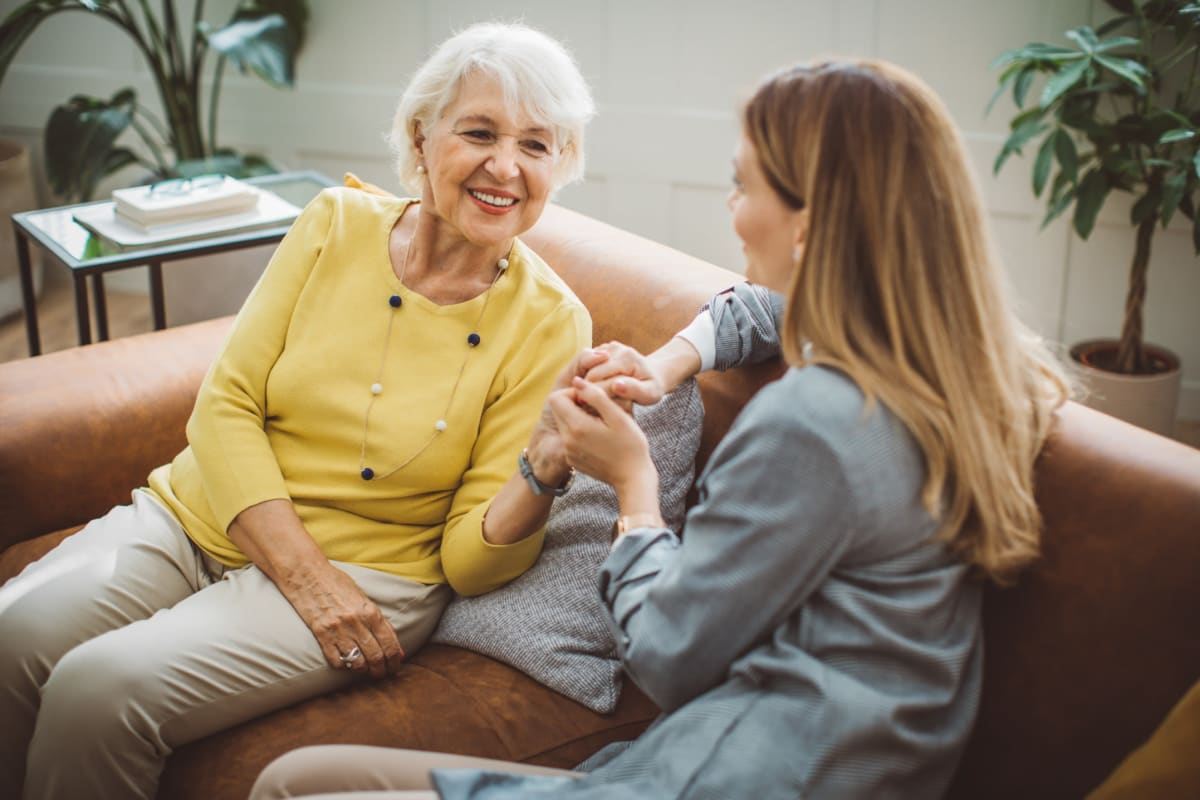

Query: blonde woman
left=250, top=59, right=1069, bottom=799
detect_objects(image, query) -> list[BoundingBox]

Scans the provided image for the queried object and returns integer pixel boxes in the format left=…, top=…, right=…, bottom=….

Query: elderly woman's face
left=418, top=71, right=557, bottom=247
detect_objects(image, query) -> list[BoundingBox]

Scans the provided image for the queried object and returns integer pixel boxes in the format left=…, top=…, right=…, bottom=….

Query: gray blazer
left=434, top=284, right=982, bottom=799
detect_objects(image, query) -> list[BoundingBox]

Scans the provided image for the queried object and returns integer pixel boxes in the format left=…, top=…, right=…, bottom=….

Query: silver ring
left=339, top=645, right=362, bottom=667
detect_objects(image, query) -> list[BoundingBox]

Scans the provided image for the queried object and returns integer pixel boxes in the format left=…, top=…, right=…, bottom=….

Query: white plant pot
left=1069, top=339, right=1182, bottom=437
left=0, top=138, right=43, bottom=320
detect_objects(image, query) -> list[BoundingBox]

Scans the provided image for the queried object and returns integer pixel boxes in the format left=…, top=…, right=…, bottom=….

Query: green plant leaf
left=1159, top=128, right=1197, bottom=143
left=1066, top=26, right=1100, bottom=53
left=1094, top=54, right=1148, bottom=91
left=1161, top=172, right=1187, bottom=227
left=206, top=14, right=294, bottom=87
left=1033, top=132, right=1057, bottom=196
left=43, top=90, right=136, bottom=200
left=0, top=1, right=84, bottom=87
left=1042, top=171, right=1077, bottom=228
left=1054, top=128, right=1079, bottom=183
left=1094, top=35, right=1141, bottom=52
left=994, top=116, right=1050, bottom=174
left=992, top=43, right=1079, bottom=69
left=1013, top=66, right=1037, bottom=107
left=1041, top=57, right=1091, bottom=108
left=1073, top=168, right=1110, bottom=238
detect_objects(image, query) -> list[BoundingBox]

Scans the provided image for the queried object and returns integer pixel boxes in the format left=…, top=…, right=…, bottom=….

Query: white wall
left=1, top=0, right=1197, bottom=421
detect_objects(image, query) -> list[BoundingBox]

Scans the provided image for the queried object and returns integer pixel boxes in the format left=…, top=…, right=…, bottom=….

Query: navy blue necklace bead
left=388, top=294, right=402, bottom=308
left=467, top=333, right=481, bottom=347
left=360, top=467, right=375, bottom=480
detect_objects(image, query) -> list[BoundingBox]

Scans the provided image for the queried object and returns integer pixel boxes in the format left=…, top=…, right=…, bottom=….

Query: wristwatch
left=518, top=448, right=574, bottom=497
left=613, top=512, right=666, bottom=540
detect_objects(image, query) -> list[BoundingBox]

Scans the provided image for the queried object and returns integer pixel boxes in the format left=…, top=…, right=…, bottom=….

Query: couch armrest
left=0, top=316, right=232, bottom=550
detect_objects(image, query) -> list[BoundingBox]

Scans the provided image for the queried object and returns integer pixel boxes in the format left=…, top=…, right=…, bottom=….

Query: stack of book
left=73, top=175, right=302, bottom=251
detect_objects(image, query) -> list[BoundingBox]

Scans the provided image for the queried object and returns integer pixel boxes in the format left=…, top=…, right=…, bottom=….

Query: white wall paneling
left=1, top=0, right=1196, bottom=424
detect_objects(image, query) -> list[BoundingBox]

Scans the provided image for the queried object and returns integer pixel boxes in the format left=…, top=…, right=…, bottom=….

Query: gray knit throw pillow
left=431, top=379, right=703, bottom=713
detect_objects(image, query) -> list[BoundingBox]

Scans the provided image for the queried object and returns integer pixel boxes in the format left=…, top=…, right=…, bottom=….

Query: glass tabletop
left=14, top=171, right=335, bottom=270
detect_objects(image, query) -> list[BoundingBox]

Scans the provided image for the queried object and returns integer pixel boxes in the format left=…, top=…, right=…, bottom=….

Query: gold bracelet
left=613, top=512, right=665, bottom=540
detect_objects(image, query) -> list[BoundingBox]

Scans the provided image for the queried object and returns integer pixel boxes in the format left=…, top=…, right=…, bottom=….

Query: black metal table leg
left=149, top=261, right=166, bottom=329
left=14, top=226, right=41, bottom=356
left=91, top=273, right=109, bottom=341
left=73, top=272, right=92, bottom=345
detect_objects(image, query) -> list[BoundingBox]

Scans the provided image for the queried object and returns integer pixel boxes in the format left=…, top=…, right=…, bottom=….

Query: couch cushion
left=431, top=380, right=703, bottom=712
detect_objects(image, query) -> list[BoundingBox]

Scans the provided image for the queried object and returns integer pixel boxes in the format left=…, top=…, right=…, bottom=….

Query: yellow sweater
left=147, top=188, right=591, bottom=596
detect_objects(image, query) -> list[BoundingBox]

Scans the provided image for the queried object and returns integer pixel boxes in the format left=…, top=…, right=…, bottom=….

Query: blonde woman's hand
left=527, top=348, right=612, bottom=482
left=549, top=377, right=657, bottom=499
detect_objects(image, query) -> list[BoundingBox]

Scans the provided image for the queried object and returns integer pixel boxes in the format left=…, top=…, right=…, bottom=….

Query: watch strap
left=518, top=448, right=574, bottom=497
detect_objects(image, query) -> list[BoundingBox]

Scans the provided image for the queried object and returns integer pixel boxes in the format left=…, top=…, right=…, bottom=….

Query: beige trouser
left=250, top=744, right=582, bottom=799
left=0, top=490, right=450, bottom=800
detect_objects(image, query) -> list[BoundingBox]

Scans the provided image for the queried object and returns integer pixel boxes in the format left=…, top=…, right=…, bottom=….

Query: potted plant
left=990, top=0, right=1199, bottom=435
left=0, top=0, right=310, bottom=201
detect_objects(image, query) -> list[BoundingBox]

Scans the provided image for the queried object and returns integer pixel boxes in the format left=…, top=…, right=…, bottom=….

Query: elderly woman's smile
left=418, top=71, right=555, bottom=247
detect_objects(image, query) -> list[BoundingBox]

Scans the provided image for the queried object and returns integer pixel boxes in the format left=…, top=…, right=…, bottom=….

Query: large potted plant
left=0, top=0, right=310, bottom=201
left=990, top=0, right=1199, bottom=435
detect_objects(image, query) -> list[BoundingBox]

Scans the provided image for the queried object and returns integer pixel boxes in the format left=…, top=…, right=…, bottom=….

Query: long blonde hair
left=744, top=60, right=1069, bottom=584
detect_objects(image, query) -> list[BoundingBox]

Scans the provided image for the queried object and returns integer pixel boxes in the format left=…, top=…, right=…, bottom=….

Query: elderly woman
left=0, top=22, right=594, bottom=800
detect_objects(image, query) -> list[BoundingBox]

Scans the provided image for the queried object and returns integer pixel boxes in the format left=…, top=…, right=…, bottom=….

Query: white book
left=73, top=187, right=302, bottom=251
left=111, top=175, right=260, bottom=227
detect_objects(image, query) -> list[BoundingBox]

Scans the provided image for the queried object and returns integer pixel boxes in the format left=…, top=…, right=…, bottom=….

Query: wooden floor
left=0, top=281, right=155, bottom=363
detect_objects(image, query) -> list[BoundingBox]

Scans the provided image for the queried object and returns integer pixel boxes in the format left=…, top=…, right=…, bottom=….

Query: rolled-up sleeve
left=707, top=282, right=785, bottom=371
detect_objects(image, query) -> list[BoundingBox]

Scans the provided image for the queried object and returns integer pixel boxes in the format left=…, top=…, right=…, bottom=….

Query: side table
left=11, top=170, right=335, bottom=356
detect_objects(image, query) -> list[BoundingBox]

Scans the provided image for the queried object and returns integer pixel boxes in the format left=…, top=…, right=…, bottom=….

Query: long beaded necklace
left=357, top=236, right=510, bottom=481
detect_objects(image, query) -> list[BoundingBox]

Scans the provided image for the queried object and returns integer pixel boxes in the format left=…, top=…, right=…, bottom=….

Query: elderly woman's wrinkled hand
left=583, top=342, right=665, bottom=409
left=285, top=563, right=405, bottom=679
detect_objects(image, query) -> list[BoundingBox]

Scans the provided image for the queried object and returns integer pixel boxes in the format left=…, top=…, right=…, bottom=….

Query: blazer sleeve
left=707, top=282, right=785, bottom=371
left=437, top=300, right=592, bottom=596
left=598, top=390, right=855, bottom=711
left=184, top=190, right=333, bottom=532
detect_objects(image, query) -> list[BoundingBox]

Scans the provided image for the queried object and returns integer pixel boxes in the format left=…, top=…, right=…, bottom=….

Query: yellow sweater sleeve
left=438, top=299, right=591, bottom=596
left=185, top=191, right=334, bottom=532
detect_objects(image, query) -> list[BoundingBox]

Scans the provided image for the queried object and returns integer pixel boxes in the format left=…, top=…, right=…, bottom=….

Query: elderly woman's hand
left=582, top=341, right=673, bottom=408
left=227, top=500, right=404, bottom=679
left=283, top=562, right=405, bottom=679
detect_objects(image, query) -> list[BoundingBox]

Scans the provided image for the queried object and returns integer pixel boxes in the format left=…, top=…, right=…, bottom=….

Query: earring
left=416, top=164, right=425, bottom=175
left=792, top=245, right=802, bottom=264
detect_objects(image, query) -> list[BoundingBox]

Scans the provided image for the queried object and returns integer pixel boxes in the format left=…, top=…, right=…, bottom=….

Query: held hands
left=548, top=377, right=656, bottom=498
left=526, top=347, right=613, bottom=486
left=583, top=342, right=671, bottom=408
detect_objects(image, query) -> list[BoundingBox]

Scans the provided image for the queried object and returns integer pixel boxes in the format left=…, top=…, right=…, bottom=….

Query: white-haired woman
left=0, top=22, right=595, bottom=800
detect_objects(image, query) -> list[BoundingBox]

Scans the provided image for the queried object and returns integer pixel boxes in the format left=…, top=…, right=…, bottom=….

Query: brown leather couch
left=2, top=204, right=1198, bottom=800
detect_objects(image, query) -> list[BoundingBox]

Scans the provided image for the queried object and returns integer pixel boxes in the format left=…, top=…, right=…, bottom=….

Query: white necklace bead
left=371, top=383, right=383, bottom=395
left=435, top=419, right=448, bottom=432
left=497, top=257, right=509, bottom=271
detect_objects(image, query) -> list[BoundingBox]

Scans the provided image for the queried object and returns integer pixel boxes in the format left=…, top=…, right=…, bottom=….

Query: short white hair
left=389, top=22, right=595, bottom=194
